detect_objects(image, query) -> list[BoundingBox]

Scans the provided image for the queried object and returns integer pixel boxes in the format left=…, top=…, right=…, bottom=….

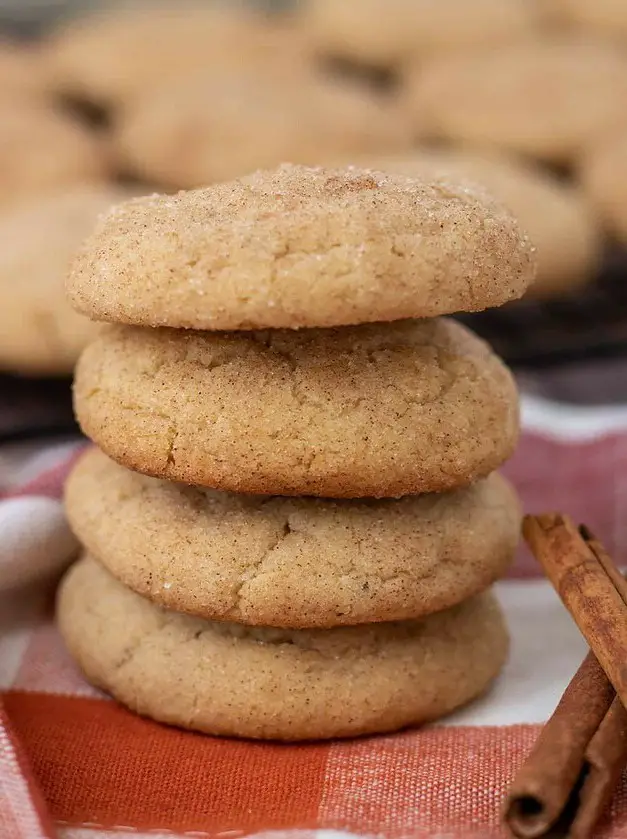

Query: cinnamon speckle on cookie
left=66, top=447, right=521, bottom=627
left=67, top=163, right=536, bottom=330
left=58, top=555, right=509, bottom=740
left=73, top=318, right=519, bottom=498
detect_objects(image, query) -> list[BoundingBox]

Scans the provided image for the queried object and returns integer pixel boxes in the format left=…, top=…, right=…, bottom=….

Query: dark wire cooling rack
left=2, top=375, right=76, bottom=446
left=458, top=249, right=627, bottom=369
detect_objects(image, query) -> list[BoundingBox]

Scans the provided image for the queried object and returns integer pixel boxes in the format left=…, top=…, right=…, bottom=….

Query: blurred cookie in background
left=300, top=0, right=537, bottom=72
left=406, top=37, right=627, bottom=165
left=356, top=148, right=602, bottom=299
left=0, top=39, right=46, bottom=99
left=580, top=123, right=627, bottom=244
left=545, top=0, right=627, bottom=41
left=0, top=185, right=130, bottom=376
left=0, top=101, right=108, bottom=209
left=114, top=74, right=414, bottom=189
left=44, top=3, right=313, bottom=114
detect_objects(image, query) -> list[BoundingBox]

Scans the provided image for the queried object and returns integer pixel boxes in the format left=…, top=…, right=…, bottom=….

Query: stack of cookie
left=59, top=164, right=535, bottom=741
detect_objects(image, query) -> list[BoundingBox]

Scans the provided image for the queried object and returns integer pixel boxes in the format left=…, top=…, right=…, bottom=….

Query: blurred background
left=1, top=0, right=627, bottom=453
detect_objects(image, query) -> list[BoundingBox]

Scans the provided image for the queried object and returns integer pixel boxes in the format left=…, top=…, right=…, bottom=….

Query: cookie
left=114, top=76, right=413, bottom=189
left=0, top=102, right=106, bottom=209
left=357, top=149, right=602, bottom=298
left=302, top=0, right=536, bottom=69
left=58, top=555, right=509, bottom=740
left=46, top=5, right=312, bottom=109
left=545, top=0, right=627, bottom=40
left=0, top=41, right=45, bottom=99
left=67, top=164, right=536, bottom=330
left=66, top=448, right=520, bottom=628
left=0, top=186, right=129, bottom=376
left=407, top=38, right=627, bottom=164
left=580, top=124, right=627, bottom=243
left=73, top=319, right=519, bottom=499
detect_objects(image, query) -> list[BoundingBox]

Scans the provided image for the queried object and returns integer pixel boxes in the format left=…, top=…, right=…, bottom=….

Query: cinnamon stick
left=523, top=514, right=627, bottom=706
left=570, top=697, right=627, bottom=839
left=504, top=515, right=627, bottom=839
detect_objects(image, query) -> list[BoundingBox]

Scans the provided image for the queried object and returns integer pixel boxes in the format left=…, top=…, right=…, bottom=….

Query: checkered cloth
left=2, top=394, right=627, bottom=839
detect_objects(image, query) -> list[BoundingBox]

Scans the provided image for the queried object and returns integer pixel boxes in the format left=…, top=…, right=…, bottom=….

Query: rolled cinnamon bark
left=505, top=652, right=614, bottom=837
left=570, top=697, right=627, bottom=839
left=524, top=515, right=627, bottom=707
left=504, top=515, right=627, bottom=839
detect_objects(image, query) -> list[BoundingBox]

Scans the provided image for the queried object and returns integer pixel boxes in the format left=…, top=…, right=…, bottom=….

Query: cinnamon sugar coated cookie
left=58, top=556, right=509, bottom=740
left=66, top=448, right=521, bottom=628
left=67, top=165, right=536, bottom=330
left=73, top=319, right=519, bottom=498
left=114, top=77, right=413, bottom=188
left=357, top=149, right=601, bottom=298
left=302, top=0, right=536, bottom=68
left=580, top=125, right=627, bottom=243
left=45, top=5, right=311, bottom=107
left=0, top=186, right=128, bottom=375
left=408, top=38, right=627, bottom=163
left=0, top=103, right=106, bottom=208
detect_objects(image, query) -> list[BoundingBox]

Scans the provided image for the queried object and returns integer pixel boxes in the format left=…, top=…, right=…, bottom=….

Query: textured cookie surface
left=0, top=186, right=128, bottom=375
left=58, top=556, right=509, bottom=740
left=580, top=125, right=627, bottom=243
left=73, top=319, right=519, bottom=498
left=114, top=77, right=413, bottom=189
left=0, top=102, right=106, bottom=209
left=358, top=149, right=601, bottom=298
left=408, top=38, right=627, bottom=163
left=67, top=164, right=536, bottom=330
left=66, top=448, right=521, bottom=627
left=303, top=0, right=535, bottom=67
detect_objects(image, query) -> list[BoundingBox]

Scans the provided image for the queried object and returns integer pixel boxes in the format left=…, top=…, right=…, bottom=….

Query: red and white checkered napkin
left=2, top=394, right=627, bottom=839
